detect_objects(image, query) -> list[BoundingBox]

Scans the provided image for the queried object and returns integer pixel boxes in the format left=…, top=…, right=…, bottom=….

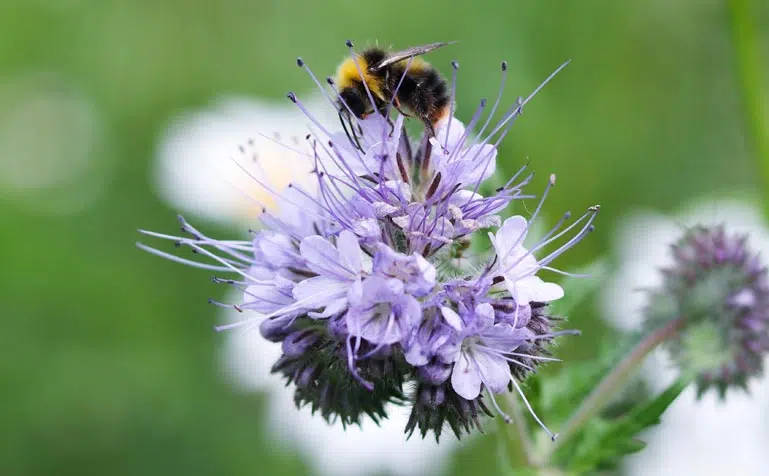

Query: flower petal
left=299, top=235, right=348, bottom=279
left=336, top=230, right=362, bottom=273
left=348, top=307, right=402, bottom=345
left=257, top=231, right=300, bottom=268
left=475, top=303, right=495, bottom=328
left=244, top=281, right=294, bottom=314
left=435, top=117, right=466, bottom=153
left=441, top=307, right=463, bottom=331
left=507, top=275, right=564, bottom=305
left=461, top=144, right=497, bottom=185
left=473, top=351, right=511, bottom=393
left=308, top=297, right=348, bottom=319
left=292, top=276, right=347, bottom=309
left=495, top=215, right=529, bottom=254
left=451, top=352, right=482, bottom=400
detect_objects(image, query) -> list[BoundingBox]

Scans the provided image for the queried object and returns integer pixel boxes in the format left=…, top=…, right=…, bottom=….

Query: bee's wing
left=370, top=41, right=457, bottom=71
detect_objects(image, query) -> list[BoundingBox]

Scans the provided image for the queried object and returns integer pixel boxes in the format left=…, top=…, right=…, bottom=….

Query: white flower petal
left=472, top=351, right=511, bottom=393
left=415, top=254, right=436, bottom=287
left=256, top=231, right=297, bottom=267
left=448, top=189, right=483, bottom=207
left=451, top=352, right=482, bottom=400
left=506, top=275, right=564, bottom=306
left=495, top=215, right=529, bottom=255
left=308, top=297, right=349, bottom=319
left=441, top=306, right=463, bottom=331
left=349, top=310, right=403, bottom=345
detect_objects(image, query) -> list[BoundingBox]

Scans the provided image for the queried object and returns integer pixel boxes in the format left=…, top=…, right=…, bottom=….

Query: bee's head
left=336, top=85, right=370, bottom=153
left=338, top=85, right=369, bottom=119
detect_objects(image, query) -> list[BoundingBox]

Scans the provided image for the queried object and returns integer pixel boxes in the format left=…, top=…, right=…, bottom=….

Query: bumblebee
left=334, top=41, right=453, bottom=147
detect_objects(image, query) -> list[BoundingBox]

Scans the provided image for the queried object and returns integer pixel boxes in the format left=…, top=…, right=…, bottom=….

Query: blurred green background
left=2, top=0, right=767, bottom=475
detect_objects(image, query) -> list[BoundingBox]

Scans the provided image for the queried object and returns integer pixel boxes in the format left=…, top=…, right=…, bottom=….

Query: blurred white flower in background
left=601, top=198, right=769, bottom=476
left=154, top=95, right=331, bottom=226
left=154, top=94, right=458, bottom=476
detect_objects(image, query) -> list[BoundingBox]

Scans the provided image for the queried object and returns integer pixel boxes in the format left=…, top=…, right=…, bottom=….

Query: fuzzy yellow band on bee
left=393, top=56, right=429, bottom=73
left=335, top=56, right=385, bottom=100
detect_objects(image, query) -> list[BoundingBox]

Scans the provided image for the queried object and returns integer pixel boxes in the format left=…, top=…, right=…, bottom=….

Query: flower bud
left=646, top=225, right=769, bottom=397
left=259, top=316, right=294, bottom=342
left=416, top=361, right=453, bottom=385
left=282, top=329, right=321, bottom=358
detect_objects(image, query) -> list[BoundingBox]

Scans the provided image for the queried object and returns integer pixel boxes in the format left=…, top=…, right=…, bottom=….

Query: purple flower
left=372, top=245, right=436, bottom=297
left=428, top=118, right=497, bottom=196
left=138, top=43, right=596, bottom=440
left=292, top=230, right=364, bottom=318
left=346, top=276, right=422, bottom=346
left=454, top=326, right=529, bottom=398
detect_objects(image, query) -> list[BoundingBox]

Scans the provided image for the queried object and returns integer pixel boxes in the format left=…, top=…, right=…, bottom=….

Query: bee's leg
left=392, top=97, right=415, bottom=118
left=352, top=120, right=365, bottom=154
left=422, top=118, right=437, bottom=139
left=339, top=111, right=365, bottom=154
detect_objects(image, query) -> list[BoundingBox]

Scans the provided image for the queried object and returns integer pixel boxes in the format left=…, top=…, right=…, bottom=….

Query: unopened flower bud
left=646, top=225, right=769, bottom=397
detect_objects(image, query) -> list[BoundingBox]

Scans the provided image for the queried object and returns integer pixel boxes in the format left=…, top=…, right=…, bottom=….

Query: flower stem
left=726, top=0, right=769, bottom=211
left=542, top=317, right=686, bottom=460
left=501, top=390, right=535, bottom=467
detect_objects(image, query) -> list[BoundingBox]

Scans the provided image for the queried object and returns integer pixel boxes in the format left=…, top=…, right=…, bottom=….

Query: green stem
left=727, top=0, right=769, bottom=210
left=541, top=317, right=686, bottom=461
left=502, top=390, right=535, bottom=468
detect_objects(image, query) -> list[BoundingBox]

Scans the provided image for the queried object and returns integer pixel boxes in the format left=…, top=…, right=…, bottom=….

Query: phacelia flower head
left=138, top=41, right=598, bottom=441
left=645, top=225, right=769, bottom=397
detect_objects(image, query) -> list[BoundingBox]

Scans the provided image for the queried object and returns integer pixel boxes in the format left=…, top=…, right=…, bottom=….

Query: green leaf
left=561, top=378, right=688, bottom=473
